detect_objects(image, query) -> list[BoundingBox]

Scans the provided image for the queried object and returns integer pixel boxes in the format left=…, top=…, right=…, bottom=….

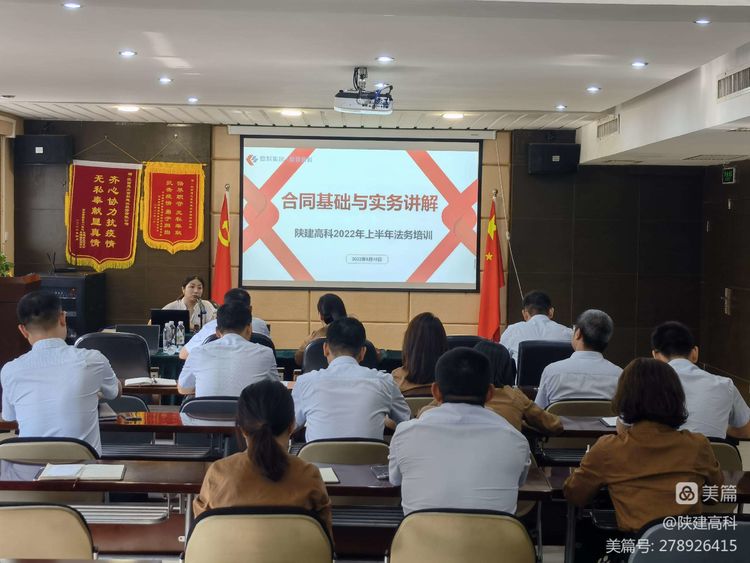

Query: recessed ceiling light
left=187, top=97, right=199, bottom=104
left=631, top=61, right=648, bottom=69
left=555, top=104, right=567, bottom=111
left=159, top=76, right=173, bottom=84
left=694, top=18, right=711, bottom=25
left=442, top=112, right=464, bottom=120
left=586, top=86, right=602, bottom=94
left=62, top=2, right=82, bottom=9
left=118, top=50, right=137, bottom=58
left=376, top=56, right=395, bottom=64
left=281, top=109, right=302, bottom=117
left=117, top=105, right=139, bottom=112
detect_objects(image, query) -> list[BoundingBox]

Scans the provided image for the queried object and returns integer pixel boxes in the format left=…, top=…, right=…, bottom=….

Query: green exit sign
left=722, top=167, right=736, bottom=184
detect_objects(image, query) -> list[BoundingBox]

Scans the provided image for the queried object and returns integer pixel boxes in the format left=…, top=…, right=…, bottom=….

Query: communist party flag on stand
left=478, top=197, right=505, bottom=340
left=211, top=190, right=232, bottom=304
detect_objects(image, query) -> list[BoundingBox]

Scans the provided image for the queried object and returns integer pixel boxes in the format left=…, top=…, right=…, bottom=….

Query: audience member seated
left=500, top=290, right=573, bottom=362
left=474, top=339, right=516, bottom=387
left=0, top=290, right=121, bottom=454
left=389, top=347, right=531, bottom=515
left=162, top=275, right=217, bottom=332
left=292, top=317, right=410, bottom=441
left=564, top=358, right=723, bottom=534
left=177, top=302, right=278, bottom=397
left=651, top=321, right=750, bottom=439
left=180, top=288, right=270, bottom=360
left=193, top=380, right=332, bottom=536
left=534, top=309, right=622, bottom=409
left=294, top=293, right=347, bottom=367
left=391, top=312, right=448, bottom=396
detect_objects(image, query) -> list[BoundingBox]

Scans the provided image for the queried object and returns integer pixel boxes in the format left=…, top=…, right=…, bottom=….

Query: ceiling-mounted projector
left=334, top=66, right=393, bottom=115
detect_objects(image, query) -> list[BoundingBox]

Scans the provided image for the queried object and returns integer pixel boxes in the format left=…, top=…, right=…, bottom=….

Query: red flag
left=211, top=192, right=232, bottom=304
left=478, top=199, right=505, bottom=340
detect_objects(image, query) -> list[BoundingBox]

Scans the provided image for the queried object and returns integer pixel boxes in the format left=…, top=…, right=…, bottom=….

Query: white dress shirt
left=178, top=333, right=278, bottom=397
left=184, top=317, right=271, bottom=354
left=669, top=359, right=750, bottom=438
left=0, top=338, right=119, bottom=453
left=535, top=351, right=622, bottom=408
left=389, top=402, right=531, bottom=515
left=500, top=314, right=573, bottom=362
left=163, top=298, right=217, bottom=330
left=292, top=356, right=411, bottom=442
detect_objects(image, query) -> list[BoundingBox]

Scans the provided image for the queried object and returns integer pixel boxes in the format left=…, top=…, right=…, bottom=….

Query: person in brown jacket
left=294, top=293, right=348, bottom=367
left=193, top=380, right=333, bottom=538
left=564, top=358, right=723, bottom=534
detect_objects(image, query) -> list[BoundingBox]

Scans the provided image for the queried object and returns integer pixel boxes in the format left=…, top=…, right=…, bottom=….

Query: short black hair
left=575, top=309, right=614, bottom=352
left=224, top=288, right=251, bottom=308
left=217, top=302, right=252, bottom=333
left=326, top=317, right=365, bottom=357
left=612, top=358, right=688, bottom=429
left=317, top=293, right=347, bottom=325
left=522, top=291, right=552, bottom=316
left=651, top=321, right=695, bottom=358
left=17, top=290, right=62, bottom=330
left=435, top=347, right=492, bottom=405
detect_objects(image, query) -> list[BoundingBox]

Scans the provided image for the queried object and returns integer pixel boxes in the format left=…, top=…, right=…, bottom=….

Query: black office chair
left=74, top=332, right=150, bottom=381
left=250, top=332, right=275, bottom=352
left=101, top=395, right=152, bottom=447
left=177, top=396, right=239, bottom=454
left=515, top=340, right=574, bottom=387
left=301, top=338, right=379, bottom=374
left=474, top=340, right=516, bottom=387
left=446, top=335, right=486, bottom=349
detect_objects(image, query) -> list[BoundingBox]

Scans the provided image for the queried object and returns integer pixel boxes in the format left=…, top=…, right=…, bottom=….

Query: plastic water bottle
left=176, top=321, right=185, bottom=348
left=163, top=321, right=175, bottom=354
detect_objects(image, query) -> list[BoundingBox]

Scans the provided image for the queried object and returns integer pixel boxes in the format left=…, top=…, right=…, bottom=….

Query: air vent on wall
left=596, top=115, right=620, bottom=139
left=683, top=154, right=748, bottom=161
left=717, top=66, right=750, bottom=99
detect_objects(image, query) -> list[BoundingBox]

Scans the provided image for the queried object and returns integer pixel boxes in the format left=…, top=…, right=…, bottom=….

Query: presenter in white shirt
left=0, top=290, right=121, bottom=454
left=500, top=290, right=573, bottom=362
left=389, top=347, right=531, bottom=515
left=162, top=275, right=217, bottom=332
left=292, top=317, right=410, bottom=442
left=651, top=321, right=750, bottom=439
left=180, top=288, right=270, bottom=360
left=177, top=301, right=278, bottom=397
left=535, top=309, right=622, bottom=409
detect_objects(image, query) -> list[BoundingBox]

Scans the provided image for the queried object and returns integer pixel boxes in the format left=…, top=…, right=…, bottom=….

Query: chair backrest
left=298, top=438, right=389, bottom=465
left=75, top=332, right=150, bottom=380
left=180, top=396, right=239, bottom=420
left=202, top=333, right=219, bottom=345
left=389, top=509, right=536, bottom=563
left=546, top=399, right=615, bottom=417
left=709, top=438, right=742, bottom=471
left=105, top=394, right=149, bottom=413
left=302, top=338, right=378, bottom=373
left=405, top=396, right=433, bottom=418
left=185, top=507, right=332, bottom=563
left=0, top=504, right=94, bottom=559
left=447, top=335, right=485, bottom=349
left=0, top=437, right=99, bottom=462
left=115, top=324, right=160, bottom=354
left=516, top=340, right=574, bottom=387
left=250, top=332, right=275, bottom=352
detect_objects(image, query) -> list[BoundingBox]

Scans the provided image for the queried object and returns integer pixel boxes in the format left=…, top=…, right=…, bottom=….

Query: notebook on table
left=124, top=377, right=176, bottom=386
left=37, top=463, right=126, bottom=481
left=600, top=416, right=618, bottom=427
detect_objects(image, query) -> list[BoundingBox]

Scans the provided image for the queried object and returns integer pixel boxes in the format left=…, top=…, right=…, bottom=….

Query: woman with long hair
left=392, top=312, right=448, bottom=396
left=294, top=293, right=348, bottom=366
left=162, top=275, right=216, bottom=332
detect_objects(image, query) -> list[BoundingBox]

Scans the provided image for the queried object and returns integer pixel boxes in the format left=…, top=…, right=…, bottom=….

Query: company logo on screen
left=248, top=153, right=313, bottom=165
left=246, top=154, right=258, bottom=166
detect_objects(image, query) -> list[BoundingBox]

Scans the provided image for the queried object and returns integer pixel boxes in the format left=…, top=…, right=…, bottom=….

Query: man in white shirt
left=535, top=309, right=622, bottom=408
left=1, top=290, right=121, bottom=454
left=652, top=321, right=750, bottom=439
left=500, top=290, right=573, bottom=362
left=292, top=317, right=410, bottom=442
left=177, top=301, right=277, bottom=397
left=389, top=347, right=530, bottom=515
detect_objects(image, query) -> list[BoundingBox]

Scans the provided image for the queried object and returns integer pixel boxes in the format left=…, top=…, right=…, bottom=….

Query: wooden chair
left=0, top=504, right=94, bottom=559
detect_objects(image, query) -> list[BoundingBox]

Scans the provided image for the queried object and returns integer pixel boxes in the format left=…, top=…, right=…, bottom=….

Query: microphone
left=198, top=299, right=206, bottom=328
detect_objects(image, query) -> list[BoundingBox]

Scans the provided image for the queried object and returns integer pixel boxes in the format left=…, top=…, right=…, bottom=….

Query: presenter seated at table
left=500, top=290, right=573, bottom=363
left=294, top=293, right=347, bottom=367
left=292, top=317, right=410, bottom=442
left=391, top=312, right=448, bottom=397
left=162, top=275, right=217, bottom=332
left=180, top=288, right=270, bottom=360
left=564, top=358, right=723, bottom=533
left=534, top=309, right=622, bottom=409
left=0, top=290, right=121, bottom=454
left=193, top=380, right=332, bottom=536
left=389, top=347, right=531, bottom=515
left=651, top=321, right=750, bottom=439
left=177, top=302, right=278, bottom=397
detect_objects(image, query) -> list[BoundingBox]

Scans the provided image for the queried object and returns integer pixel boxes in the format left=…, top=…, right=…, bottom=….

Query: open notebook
left=124, top=377, right=176, bottom=386
left=37, top=463, right=126, bottom=481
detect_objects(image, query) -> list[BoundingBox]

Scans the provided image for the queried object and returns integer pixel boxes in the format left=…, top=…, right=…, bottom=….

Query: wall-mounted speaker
left=14, top=135, right=73, bottom=165
left=528, top=143, right=580, bottom=174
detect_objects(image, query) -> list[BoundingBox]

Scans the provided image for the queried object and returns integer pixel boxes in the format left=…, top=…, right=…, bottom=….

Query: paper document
left=124, top=377, right=175, bottom=386
left=38, top=463, right=126, bottom=481
left=600, top=417, right=618, bottom=427
left=98, top=403, right=118, bottom=421
left=318, top=467, right=339, bottom=484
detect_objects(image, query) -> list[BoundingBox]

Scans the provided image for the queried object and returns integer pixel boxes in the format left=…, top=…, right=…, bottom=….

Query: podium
left=0, top=274, right=40, bottom=368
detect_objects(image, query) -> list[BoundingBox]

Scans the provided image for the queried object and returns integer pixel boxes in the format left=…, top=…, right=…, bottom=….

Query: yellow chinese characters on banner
left=141, top=162, right=205, bottom=254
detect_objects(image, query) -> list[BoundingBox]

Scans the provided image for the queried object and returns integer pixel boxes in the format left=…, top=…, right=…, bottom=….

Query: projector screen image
left=240, top=137, right=481, bottom=290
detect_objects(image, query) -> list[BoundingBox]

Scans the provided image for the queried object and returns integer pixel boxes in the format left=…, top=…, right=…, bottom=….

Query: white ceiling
left=0, top=1, right=749, bottom=127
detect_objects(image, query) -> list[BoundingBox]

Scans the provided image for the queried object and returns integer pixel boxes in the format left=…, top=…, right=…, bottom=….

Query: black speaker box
left=14, top=135, right=73, bottom=165
left=528, top=143, right=580, bottom=174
